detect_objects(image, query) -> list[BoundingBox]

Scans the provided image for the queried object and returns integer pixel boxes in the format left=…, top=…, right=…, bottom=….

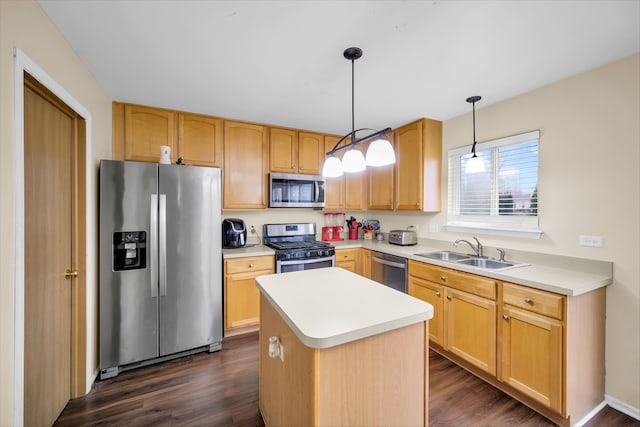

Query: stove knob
left=306, top=251, right=311, bottom=257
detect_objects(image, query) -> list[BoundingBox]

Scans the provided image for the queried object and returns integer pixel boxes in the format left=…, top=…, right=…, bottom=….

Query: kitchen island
left=256, top=267, right=434, bottom=427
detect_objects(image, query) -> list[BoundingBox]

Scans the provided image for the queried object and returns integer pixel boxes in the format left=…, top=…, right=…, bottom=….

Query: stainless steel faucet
left=454, top=237, right=484, bottom=257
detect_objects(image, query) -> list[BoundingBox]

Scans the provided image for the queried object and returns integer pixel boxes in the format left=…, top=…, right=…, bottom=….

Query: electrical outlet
left=428, top=223, right=439, bottom=233
left=250, top=225, right=257, bottom=234
left=579, top=235, right=603, bottom=248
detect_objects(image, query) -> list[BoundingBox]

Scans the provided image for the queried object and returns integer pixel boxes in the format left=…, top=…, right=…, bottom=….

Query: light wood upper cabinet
left=298, top=132, right=324, bottom=174
left=269, top=127, right=298, bottom=173
left=394, top=118, right=442, bottom=211
left=367, top=135, right=395, bottom=210
left=270, top=129, right=324, bottom=175
left=223, top=120, right=269, bottom=210
left=123, top=104, right=177, bottom=163
left=323, top=135, right=346, bottom=210
left=323, top=135, right=366, bottom=211
left=177, top=113, right=222, bottom=167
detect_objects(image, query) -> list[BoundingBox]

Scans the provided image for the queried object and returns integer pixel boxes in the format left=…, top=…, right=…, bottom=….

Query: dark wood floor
left=55, top=333, right=638, bottom=427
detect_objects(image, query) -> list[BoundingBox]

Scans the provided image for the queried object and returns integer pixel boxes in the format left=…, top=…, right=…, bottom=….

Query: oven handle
left=371, top=255, right=406, bottom=269
left=278, top=256, right=335, bottom=266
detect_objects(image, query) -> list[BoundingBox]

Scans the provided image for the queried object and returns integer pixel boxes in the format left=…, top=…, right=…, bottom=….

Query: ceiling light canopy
left=321, top=47, right=394, bottom=178
left=465, top=95, right=486, bottom=174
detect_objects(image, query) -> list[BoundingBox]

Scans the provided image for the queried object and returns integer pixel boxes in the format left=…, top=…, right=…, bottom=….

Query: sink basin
left=415, top=251, right=471, bottom=262
left=456, top=258, right=528, bottom=271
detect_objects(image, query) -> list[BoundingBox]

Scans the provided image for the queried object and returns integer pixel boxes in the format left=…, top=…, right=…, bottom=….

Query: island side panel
left=316, top=321, right=428, bottom=427
left=259, top=294, right=316, bottom=427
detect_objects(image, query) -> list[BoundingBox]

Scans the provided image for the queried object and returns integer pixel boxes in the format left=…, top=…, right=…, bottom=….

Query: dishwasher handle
left=372, top=255, right=407, bottom=269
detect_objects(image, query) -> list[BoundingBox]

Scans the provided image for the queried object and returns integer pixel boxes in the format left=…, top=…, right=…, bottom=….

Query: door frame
left=13, top=48, right=94, bottom=425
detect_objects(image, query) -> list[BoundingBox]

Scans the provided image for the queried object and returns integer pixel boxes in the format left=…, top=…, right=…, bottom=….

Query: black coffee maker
left=222, top=218, right=247, bottom=248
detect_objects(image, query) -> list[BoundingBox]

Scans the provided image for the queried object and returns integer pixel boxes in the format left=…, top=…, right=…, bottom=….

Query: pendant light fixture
left=322, top=47, right=394, bottom=178
left=465, top=95, right=485, bottom=174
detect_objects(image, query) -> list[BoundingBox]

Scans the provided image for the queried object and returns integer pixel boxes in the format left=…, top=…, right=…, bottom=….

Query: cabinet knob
left=502, top=314, right=509, bottom=320
left=249, top=263, right=254, bottom=268
left=416, top=202, right=420, bottom=207
left=440, top=276, right=447, bottom=282
left=524, top=297, right=533, bottom=304
left=446, top=295, right=452, bottom=301
left=435, top=291, right=441, bottom=297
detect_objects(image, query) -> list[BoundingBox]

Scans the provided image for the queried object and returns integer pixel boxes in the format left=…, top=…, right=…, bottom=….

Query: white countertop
left=225, top=238, right=613, bottom=297
left=256, top=267, right=434, bottom=349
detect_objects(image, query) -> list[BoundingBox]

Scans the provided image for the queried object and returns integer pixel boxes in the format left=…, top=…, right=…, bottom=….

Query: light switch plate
left=429, top=223, right=439, bottom=233
left=579, top=235, right=603, bottom=248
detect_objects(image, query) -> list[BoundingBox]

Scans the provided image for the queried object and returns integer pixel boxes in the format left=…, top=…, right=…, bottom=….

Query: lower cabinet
left=409, top=259, right=606, bottom=425
left=408, top=261, right=496, bottom=375
left=335, top=248, right=360, bottom=274
left=224, top=256, right=274, bottom=335
left=361, top=249, right=371, bottom=279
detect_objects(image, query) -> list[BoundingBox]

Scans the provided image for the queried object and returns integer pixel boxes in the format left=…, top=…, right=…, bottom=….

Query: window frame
left=446, top=130, right=542, bottom=239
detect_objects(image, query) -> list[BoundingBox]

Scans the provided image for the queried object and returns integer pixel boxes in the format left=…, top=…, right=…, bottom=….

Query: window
left=447, top=130, right=541, bottom=238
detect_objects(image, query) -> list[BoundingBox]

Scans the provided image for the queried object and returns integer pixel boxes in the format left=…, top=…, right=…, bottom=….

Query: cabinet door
left=345, top=172, right=366, bottom=210
left=223, top=121, right=269, bottom=209
left=361, top=249, right=371, bottom=279
left=124, top=104, right=176, bottom=163
left=270, top=127, right=298, bottom=173
left=367, top=135, right=395, bottom=210
left=177, top=113, right=222, bottom=167
left=409, top=277, right=444, bottom=346
left=336, top=248, right=360, bottom=275
left=323, top=135, right=345, bottom=209
left=500, top=306, right=563, bottom=413
left=445, top=288, right=497, bottom=375
left=298, top=132, right=324, bottom=175
left=394, top=121, right=422, bottom=210
left=224, top=270, right=262, bottom=329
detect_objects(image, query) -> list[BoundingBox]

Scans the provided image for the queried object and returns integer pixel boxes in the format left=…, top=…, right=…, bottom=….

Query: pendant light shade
left=365, top=138, right=396, bottom=166
left=321, top=47, right=394, bottom=177
left=465, top=95, right=486, bottom=174
left=342, top=149, right=367, bottom=172
left=321, top=156, right=343, bottom=177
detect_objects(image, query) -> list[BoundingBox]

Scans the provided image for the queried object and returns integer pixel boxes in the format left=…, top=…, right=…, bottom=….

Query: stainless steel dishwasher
left=370, top=251, right=407, bottom=293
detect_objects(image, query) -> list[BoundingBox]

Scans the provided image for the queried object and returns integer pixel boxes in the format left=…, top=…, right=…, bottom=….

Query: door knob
left=64, top=269, right=79, bottom=280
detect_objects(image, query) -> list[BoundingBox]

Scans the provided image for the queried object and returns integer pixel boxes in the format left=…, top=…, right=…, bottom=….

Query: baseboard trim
left=605, top=394, right=640, bottom=421
left=573, top=401, right=606, bottom=426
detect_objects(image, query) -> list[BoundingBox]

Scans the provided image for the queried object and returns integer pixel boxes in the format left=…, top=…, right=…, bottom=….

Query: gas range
left=263, top=223, right=335, bottom=262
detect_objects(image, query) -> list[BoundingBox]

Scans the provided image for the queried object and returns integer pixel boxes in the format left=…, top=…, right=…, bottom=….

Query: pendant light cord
left=351, top=57, right=356, bottom=144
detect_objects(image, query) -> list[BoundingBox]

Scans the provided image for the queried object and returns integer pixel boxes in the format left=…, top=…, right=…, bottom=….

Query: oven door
left=277, top=256, right=335, bottom=273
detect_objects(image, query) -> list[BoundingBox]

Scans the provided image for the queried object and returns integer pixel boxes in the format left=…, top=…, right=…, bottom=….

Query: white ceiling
left=38, top=0, right=640, bottom=135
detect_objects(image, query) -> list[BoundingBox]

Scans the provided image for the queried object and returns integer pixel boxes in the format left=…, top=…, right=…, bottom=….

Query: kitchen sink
left=414, top=251, right=471, bottom=262
left=456, top=258, right=527, bottom=271
left=414, top=251, right=528, bottom=272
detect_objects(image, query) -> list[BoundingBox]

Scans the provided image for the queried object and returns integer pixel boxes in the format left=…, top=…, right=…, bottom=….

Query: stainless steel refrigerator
left=99, top=160, right=222, bottom=379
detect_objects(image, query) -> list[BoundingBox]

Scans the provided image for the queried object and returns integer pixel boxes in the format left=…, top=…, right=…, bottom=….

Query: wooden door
left=445, top=288, right=497, bottom=375
left=395, top=120, right=423, bottom=210
left=223, top=121, right=269, bottom=209
left=323, top=135, right=345, bottom=209
left=500, top=306, right=563, bottom=412
left=24, top=76, right=79, bottom=426
left=177, top=113, right=222, bottom=167
left=269, top=127, right=298, bottom=173
left=367, top=136, right=395, bottom=210
left=124, top=104, right=176, bottom=162
left=298, top=132, right=324, bottom=174
left=409, top=277, right=444, bottom=346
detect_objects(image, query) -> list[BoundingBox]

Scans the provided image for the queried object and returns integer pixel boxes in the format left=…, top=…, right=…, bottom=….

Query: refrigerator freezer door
left=100, top=160, right=159, bottom=368
left=158, top=164, right=223, bottom=356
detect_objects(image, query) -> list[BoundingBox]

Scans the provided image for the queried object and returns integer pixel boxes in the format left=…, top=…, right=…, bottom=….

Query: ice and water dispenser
left=112, top=231, right=146, bottom=271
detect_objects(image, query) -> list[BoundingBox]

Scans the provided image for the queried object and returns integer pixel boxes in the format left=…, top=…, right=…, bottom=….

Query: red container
left=348, top=227, right=358, bottom=240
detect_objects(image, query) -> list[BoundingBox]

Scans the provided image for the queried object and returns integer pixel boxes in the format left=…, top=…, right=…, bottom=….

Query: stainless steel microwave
left=269, top=173, right=325, bottom=208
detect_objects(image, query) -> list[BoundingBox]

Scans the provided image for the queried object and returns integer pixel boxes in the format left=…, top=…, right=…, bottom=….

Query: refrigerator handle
left=159, top=194, right=168, bottom=297
left=150, top=194, right=158, bottom=298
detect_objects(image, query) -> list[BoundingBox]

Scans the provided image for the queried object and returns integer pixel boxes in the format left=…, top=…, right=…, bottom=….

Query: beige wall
left=232, top=53, right=640, bottom=412
left=0, top=1, right=112, bottom=424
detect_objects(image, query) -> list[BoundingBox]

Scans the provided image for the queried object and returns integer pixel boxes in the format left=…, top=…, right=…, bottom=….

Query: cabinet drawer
left=336, top=249, right=358, bottom=262
left=409, top=261, right=496, bottom=300
left=502, top=282, right=564, bottom=320
left=225, top=256, right=274, bottom=274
